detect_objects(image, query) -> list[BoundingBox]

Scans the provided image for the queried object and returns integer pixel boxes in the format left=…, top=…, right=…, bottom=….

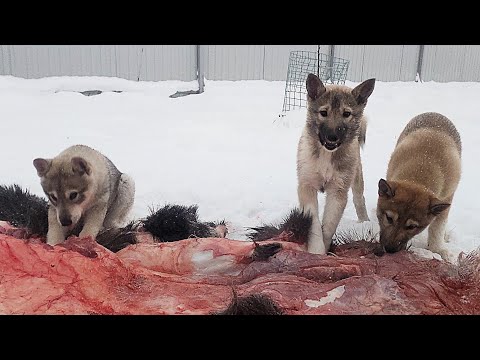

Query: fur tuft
left=251, top=242, right=283, bottom=261
left=246, top=225, right=281, bottom=241
left=331, top=225, right=382, bottom=255
left=214, top=289, right=284, bottom=315
left=96, top=221, right=139, bottom=252
left=142, top=204, right=220, bottom=242
left=0, top=184, right=49, bottom=236
left=246, top=208, right=312, bottom=244
left=332, top=226, right=378, bottom=246
left=456, top=248, right=480, bottom=283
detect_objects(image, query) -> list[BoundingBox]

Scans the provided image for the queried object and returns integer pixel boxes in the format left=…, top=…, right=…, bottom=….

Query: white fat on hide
left=304, top=285, right=346, bottom=308
left=191, top=250, right=243, bottom=276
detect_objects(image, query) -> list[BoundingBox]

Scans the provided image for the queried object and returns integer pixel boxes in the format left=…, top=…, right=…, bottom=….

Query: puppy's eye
left=69, top=192, right=78, bottom=201
left=319, top=110, right=328, bottom=117
left=385, top=214, right=393, bottom=224
left=343, top=111, right=351, bottom=118
left=406, top=224, right=418, bottom=230
left=49, top=194, right=57, bottom=202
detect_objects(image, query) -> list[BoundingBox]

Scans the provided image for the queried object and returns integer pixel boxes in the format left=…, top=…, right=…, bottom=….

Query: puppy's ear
left=352, top=78, right=375, bottom=105
left=429, top=198, right=450, bottom=216
left=306, top=73, right=326, bottom=100
left=33, top=158, right=51, bottom=177
left=71, top=157, right=91, bottom=176
left=378, top=178, right=395, bottom=198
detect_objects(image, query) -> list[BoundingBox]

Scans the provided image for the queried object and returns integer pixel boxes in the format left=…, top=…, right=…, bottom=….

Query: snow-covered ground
left=0, top=75, right=478, bottom=259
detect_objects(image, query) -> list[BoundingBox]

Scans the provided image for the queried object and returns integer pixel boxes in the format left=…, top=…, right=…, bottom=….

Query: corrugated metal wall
left=334, top=45, right=419, bottom=82
left=202, top=45, right=417, bottom=82
left=263, top=45, right=329, bottom=81
left=0, top=45, right=197, bottom=81
left=203, top=45, right=265, bottom=80
left=201, top=45, right=329, bottom=81
left=2, top=45, right=480, bottom=82
left=420, top=45, right=480, bottom=82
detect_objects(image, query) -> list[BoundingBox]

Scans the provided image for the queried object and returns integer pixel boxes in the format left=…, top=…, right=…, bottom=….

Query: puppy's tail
left=0, top=184, right=49, bottom=236
left=359, top=116, right=367, bottom=149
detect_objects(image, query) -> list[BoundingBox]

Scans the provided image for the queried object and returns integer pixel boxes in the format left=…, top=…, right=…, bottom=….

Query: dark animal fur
left=0, top=184, right=224, bottom=252
left=331, top=225, right=385, bottom=255
left=89, top=205, right=225, bottom=251
left=0, top=184, right=49, bottom=236
left=96, top=221, right=139, bottom=252
left=246, top=208, right=312, bottom=244
left=215, top=290, right=284, bottom=315
left=142, top=204, right=217, bottom=242
left=251, top=242, right=283, bottom=261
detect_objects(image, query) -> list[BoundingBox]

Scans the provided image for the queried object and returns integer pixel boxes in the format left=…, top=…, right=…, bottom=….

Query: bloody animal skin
left=0, top=224, right=479, bottom=315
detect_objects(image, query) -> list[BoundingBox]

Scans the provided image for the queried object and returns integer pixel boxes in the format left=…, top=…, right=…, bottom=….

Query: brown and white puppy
left=33, top=145, right=135, bottom=245
left=376, top=112, right=462, bottom=261
left=297, top=73, right=375, bottom=254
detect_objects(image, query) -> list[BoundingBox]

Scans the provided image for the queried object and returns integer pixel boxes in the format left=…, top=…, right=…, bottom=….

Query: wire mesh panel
left=282, top=50, right=349, bottom=113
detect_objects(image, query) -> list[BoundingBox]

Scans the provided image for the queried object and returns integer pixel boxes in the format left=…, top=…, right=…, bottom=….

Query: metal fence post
left=328, top=45, right=335, bottom=82
left=197, top=45, right=204, bottom=93
left=169, top=44, right=204, bottom=98
left=416, top=45, right=424, bottom=82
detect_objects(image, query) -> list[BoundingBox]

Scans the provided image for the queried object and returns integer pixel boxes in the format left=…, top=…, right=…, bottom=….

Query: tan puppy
left=376, top=112, right=462, bottom=261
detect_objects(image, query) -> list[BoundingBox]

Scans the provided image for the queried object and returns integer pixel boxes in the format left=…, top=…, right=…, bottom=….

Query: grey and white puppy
left=33, top=145, right=135, bottom=245
left=297, top=73, right=375, bottom=254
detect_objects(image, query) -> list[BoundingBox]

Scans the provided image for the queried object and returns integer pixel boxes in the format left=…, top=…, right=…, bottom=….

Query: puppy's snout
left=326, top=133, right=339, bottom=143
left=373, top=245, right=385, bottom=256
left=59, top=216, right=72, bottom=227
left=384, top=245, right=400, bottom=253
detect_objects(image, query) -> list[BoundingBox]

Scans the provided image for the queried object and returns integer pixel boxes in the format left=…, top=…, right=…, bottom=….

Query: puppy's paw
left=307, top=235, right=326, bottom=255
left=356, top=216, right=370, bottom=223
left=46, top=237, right=64, bottom=246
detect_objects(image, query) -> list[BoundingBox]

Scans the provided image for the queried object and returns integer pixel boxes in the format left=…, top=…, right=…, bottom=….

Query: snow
left=0, top=75, right=479, bottom=259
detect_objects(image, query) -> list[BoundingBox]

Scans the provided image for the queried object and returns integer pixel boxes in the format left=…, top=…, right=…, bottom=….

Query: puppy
left=297, top=73, right=375, bottom=254
left=33, top=145, right=135, bottom=245
left=376, top=112, right=462, bottom=261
